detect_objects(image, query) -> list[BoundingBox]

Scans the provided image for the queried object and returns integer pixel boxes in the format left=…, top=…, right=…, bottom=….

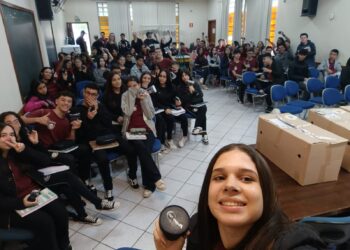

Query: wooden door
left=208, top=20, right=216, bottom=45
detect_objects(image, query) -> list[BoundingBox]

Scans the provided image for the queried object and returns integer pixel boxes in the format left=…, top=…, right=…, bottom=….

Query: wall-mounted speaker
left=35, top=0, right=53, bottom=20
left=301, top=0, right=318, bottom=17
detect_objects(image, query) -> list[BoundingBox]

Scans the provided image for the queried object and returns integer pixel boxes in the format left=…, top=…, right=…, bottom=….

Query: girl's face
left=75, top=59, right=82, bottom=68
left=111, top=74, right=122, bottom=89
left=208, top=150, right=263, bottom=229
left=158, top=71, right=167, bottom=85
left=66, top=61, right=72, bottom=69
left=103, top=53, right=108, bottom=61
left=141, top=74, right=152, bottom=88
left=42, top=69, right=53, bottom=80
left=127, top=80, right=140, bottom=90
left=234, top=53, right=241, bottom=60
left=118, top=57, right=125, bottom=66
left=181, top=73, right=190, bottom=83
left=37, top=83, right=47, bottom=96
left=99, top=58, right=106, bottom=68
left=3, top=115, right=21, bottom=136
left=225, top=48, right=230, bottom=55
left=0, top=125, right=16, bottom=151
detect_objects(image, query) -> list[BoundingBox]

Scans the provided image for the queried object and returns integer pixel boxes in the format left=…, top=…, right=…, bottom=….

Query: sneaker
left=77, top=215, right=103, bottom=226
left=160, top=144, right=171, bottom=154
left=104, top=190, right=114, bottom=201
left=202, top=84, right=209, bottom=90
left=128, top=177, right=139, bottom=189
left=178, top=136, right=188, bottom=148
left=202, top=134, right=209, bottom=145
left=192, top=127, right=203, bottom=135
left=143, top=189, right=153, bottom=198
left=165, top=139, right=177, bottom=150
left=100, top=199, right=120, bottom=211
left=155, top=179, right=166, bottom=191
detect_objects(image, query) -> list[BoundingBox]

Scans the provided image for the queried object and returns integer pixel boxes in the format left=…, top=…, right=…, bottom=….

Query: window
left=269, top=0, right=278, bottom=42
left=97, top=2, right=109, bottom=36
left=227, top=0, right=235, bottom=45
left=175, top=3, right=179, bottom=46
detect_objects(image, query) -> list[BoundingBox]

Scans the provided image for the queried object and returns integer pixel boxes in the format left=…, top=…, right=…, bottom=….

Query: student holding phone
left=0, top=123, right=71, bottom=250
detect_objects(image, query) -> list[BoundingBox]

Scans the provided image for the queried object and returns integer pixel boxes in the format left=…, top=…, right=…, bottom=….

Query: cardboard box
left=308, top=108, right=350, bottom=172
left=256, top=113, right=347, bottom=185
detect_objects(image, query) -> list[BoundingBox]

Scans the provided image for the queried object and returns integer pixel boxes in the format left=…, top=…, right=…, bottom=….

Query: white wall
left=208, top=0, right=223, bottom=42
left=62, top=0, right=100, bottom=42
left=51, top=9, right=66, bottom=54
left=0, top=0, right=49, bottom=112
left=276, top=0, right=350, bottom=65
left=179, top=1, right=208, bottom=46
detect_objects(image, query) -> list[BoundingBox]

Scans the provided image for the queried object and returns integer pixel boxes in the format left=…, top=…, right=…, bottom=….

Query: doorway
left=67, top=22, right=91, bottom=54
left=208, top=20, right=216, bottom=45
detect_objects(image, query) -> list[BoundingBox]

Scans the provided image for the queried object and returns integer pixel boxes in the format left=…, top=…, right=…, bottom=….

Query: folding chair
left=270, top=85, right=303, bottom=115
left=242, top=71, right=265, bottom=109
left=322, top=88, right=343, bottom=106
left=306, top=78, right=324, bottom=105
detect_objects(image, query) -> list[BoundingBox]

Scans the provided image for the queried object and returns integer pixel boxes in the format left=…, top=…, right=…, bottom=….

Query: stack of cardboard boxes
left=256, top=111, right=350, bottom=186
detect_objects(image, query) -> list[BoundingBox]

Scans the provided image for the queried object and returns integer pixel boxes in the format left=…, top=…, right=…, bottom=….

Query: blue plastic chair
left=325, top=76, right=340, bottom=89
left=300, top=216, right=350, bottom=248
left=242, top=71, right=265, bottom=109
left=306, top=78, right=324, bottom=104
left=270, top=85, right=303, bottom=114
left=284, top=80, right=315, bottom=110
left=309, top=68, right=320, bottom=78
left=344, top=85, right=350, bottom=103
left=322, top=88, right=343, bottom=106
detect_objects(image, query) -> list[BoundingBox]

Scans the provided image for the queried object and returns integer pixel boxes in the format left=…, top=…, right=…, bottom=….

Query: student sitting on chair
left=0, top=112, right=117, bottom=226
left=154, top=70, right=188, bottom=149
left=121, top=76, right=166, bottom=198
left=317, top=49, right=342, bottom=81
left=0, top=123, right=71, bottom=250
left=24, top=80, right=55, bottom=113
left=176, top=70, right=209, bottom=145
left=74, top=83, right=137, bottom=199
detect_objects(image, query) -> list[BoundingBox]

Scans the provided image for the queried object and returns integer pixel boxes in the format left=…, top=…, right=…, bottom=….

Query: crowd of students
left=2, top=28, right=349, bottom=249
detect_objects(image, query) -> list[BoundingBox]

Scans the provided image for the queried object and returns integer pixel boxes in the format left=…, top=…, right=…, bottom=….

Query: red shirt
left=9, top=160, right=39, bottom=198
left=27, top=109, right=71, bottom=148
left=157, top=58, right=173, bottom=71
left=244, top=57, right=258, bottom=71
left=229, top=60, right=245, bottom=80
left=328, top=59, right=336, bottom=74
left=46, top=80, right=59, bottom=102
left=128, top=99, right=149, bottom=131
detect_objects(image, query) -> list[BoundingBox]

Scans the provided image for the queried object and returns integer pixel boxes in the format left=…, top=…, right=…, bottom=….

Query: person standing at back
left=296, top=33, right=316, bottom=68
left=76, top=30, right=87, bottom=53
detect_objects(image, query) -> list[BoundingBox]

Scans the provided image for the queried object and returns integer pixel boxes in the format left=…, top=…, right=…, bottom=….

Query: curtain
left=221, top=0, right=229, bottom=41
left=108, top=1, right=131, bottom=40
left=132, top=1, right=176, bottom=37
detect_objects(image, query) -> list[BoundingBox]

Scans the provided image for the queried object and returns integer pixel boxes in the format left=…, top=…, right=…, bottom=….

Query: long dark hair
left=197, top=144, right=289, bottom=250
left=103, top=72, right=126, bottom=107
left=155, top=70, right=172, bottom=90
left=0, top=112, right=31, bottom=146
left=346, top=57, right=350, bottom=68
left=140, top=72, right=154, bottom=88
left=178, top=69, right=193, bottom=86
left=26, top=80, right=48, bottom=102
left=39, top=67, right=53, bottom=81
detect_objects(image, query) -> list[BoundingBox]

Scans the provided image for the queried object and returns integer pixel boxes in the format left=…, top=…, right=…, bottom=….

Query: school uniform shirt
left=228, top=60, right=245, bottom=80
left=26, top=109, right=71, bottom=148
left=157, top=58, right=173, bottom=71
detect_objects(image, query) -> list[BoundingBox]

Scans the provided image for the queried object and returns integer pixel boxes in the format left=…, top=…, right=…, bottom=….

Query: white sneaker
left=178, top=136, right=188, bottom=148
left=192, top=127, right=203, bottom=135
left=78, top=215, right=103, bottom=226
left=160, top=144, right=171, bottom=154
left=155, top=179, right=166, bottom=191
left=143, top=189, right=153, bottom=198
left=165, top=139, right=177, bottom=150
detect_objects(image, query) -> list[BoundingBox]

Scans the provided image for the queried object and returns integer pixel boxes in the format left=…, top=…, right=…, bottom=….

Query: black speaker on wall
left=301, top=0, right=318, bottom=17
left=35, top=0, right=53, bottom=20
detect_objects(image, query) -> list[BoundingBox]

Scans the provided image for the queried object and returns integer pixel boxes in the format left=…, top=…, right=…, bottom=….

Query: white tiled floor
left=70, top=87, right=263, bottom=250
